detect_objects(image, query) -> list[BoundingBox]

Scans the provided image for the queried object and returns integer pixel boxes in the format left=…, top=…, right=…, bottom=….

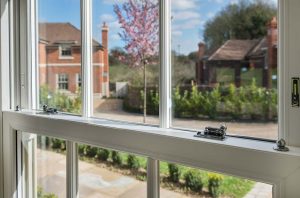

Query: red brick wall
left=39, top=43, right=108, bottom=95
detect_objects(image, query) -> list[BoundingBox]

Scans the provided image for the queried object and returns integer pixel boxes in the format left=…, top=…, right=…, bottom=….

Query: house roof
left=39, top=23, right=102, bottom=47
left=208, top=39, right=260, bottom=61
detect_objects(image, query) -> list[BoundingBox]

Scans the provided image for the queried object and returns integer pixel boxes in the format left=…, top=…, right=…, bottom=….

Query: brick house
left=196, top=17, right=277, bottom=88
left=39, top=22, right=109, bottom=97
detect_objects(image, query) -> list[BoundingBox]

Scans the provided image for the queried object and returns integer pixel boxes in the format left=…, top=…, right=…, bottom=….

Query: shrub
left=84, top=146, right=98, bottom=158
left=168, top=163, right=181, bottom=183
left=184, top=170, right=203, bottom=192
left=37, top=186, right=58, bottom=198
left=96, top=148, right=110, bottom=161
left=112, top=151, right=122, bottom=165
left=51, top=139, right=66, bottom=150
left=127, top=154, right=140, bottom=170
left=208, top=173, right=224, bottom=198
left=78, top=144, right=85, bottom=156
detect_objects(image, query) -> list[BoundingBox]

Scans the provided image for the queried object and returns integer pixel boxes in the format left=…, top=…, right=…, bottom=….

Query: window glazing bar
left=81, top=0, right=93, bottom=118
left=66, top=141, right=79, bottom=198
left=147, top=157, right=160, bottom=198
left=159, top=0, right=171, bottom=129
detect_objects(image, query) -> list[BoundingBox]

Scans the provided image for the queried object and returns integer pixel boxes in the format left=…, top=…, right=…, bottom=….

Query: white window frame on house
left=57, top=73, right=69, bottom=90
left=1, top=0, right=300, bottom=198
left=76, top=73, right=82, bottom=88
left=59, top=44, right=74, bottom=59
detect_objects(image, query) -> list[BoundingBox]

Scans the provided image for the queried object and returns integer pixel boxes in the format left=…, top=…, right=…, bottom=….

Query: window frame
left=2, top=0, right=300, bottom=198
left=57, top=73, right=69, bottom=90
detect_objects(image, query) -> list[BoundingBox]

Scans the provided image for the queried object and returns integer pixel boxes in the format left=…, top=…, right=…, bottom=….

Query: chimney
left=267, top=17, right=277, bottom=69
left=102, top=22, right=109, bottom=97
left=264, top=17, right=277, bottom=89
left=197, top=42, right=206, bottom=60
left=102, top=22, right=109, bottom=49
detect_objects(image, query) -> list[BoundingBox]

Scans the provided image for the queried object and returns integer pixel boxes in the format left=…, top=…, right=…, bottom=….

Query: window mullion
left=81, top=0, right=93, bottom=118
left=159, top=0, right=171, bottom=129
left=66, top=141, right=79, bottom=198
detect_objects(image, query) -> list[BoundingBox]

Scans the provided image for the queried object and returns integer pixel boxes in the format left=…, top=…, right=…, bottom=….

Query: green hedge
left=125, top=80, right=277, bottom=121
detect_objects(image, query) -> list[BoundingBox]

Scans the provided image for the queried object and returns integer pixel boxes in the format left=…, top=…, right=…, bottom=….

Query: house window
left=58, top=74, right=69, bottom=90
left=60, top=45, right=72, bottom=57
left=4, top=0, right=300, bottom=197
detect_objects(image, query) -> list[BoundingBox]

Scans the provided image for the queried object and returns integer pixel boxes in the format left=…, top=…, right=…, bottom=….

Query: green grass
left=116, top=152, right=254, bottom=198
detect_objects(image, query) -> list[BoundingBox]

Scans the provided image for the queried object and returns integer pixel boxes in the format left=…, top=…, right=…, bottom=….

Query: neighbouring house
left=196, top=17, right=277, bottom=88
left=39, top=22, right=110, bottom=98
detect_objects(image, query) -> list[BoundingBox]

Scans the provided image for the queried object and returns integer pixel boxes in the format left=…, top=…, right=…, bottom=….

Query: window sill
left=59, top=56, right=74, bottom=60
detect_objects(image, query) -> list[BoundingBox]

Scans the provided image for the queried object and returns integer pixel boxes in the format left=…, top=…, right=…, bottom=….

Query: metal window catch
left=273, top=138, right=289, bottom=152
left=195, top=124, right=227, bottom=141
left=42, top=105, right=58, bottom=114
left=15, top=105, right=20, bottom=111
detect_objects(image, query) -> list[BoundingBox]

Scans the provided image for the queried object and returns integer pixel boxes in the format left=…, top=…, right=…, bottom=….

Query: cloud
left=100, top=14, right=115, bottom=22
left=173, top=18, right=204, bottom=30
left=172, top=11, right=200, bottom=21
left=103, top=0, right=127, bottom=4
left=172, top=0, right=198, bottom=10
left=111, top=34, right=121, bottom=41
left=172, top=30, right=183, bottom=37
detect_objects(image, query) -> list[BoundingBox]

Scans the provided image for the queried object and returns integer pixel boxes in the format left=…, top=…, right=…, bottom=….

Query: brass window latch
left=195, top=124, right=227, bottom=141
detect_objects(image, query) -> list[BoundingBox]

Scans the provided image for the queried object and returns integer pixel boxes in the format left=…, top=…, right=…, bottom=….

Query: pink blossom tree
left=114, top=0, right=159, bottom=123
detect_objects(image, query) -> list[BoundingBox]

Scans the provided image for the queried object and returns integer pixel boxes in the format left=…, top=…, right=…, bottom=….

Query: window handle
left=195, top=124, right=227, bottom=140
left=42, top=105, right=58, bottom=114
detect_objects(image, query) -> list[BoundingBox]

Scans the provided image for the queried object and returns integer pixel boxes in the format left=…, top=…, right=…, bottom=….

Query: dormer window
left=59, top=44, right=73, bottom=59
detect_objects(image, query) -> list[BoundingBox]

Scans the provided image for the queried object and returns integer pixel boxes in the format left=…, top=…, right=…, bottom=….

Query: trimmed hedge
left=127, top=154, right=140, bottom=170
left=124, top=80, right=277, bottom=121
left=168, top=163, right=181, bottom=183
left=184, top=170, right=203, bottom=192
left=97, top=148, right=110, bottom=161
left=112, top=151, right=122, bottom=165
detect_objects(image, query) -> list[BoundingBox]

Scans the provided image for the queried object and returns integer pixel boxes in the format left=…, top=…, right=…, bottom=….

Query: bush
left=51, top=139, right=66, bottom=150
left=78, top=144, right=85, bottom=156
left=168, top=163, right=181, bottom=183
left=84, top=146, right=98, bottom=158
left=208, top=173, right=224, bottom=198
left=37, top=186, right=58, bottom=198
left=184, top=170, right=203, bottom=192
left=112, top=151, right=122, bottom=165
left=96, top=148, right=110, bottom=161
left=127, top=154, right=140, bottom=170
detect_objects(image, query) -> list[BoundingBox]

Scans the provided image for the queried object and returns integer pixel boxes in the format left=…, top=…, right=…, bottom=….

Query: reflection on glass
left=37, top=135, right=67, bottom=198
left=171, top=0, right=278, bottom=140
left=38, top=0, right=82, bottom=114
left=91, top=0, right=159, bottom=125
left=78, top=144, right=147, bottom=197
left=160, top=161, right=273, bottom=198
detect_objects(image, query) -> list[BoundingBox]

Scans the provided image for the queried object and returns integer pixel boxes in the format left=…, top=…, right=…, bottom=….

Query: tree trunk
left=143, top=62, right=147, bottom=123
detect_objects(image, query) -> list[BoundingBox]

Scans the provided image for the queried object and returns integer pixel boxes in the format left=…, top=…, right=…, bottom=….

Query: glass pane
left=91, top=0, right=159, bottom=125
left=38, top=0, right=82, bottom=114
left=160, top=161, right=273, bottom=198
left=37, top=136, right=67, bottom=198
left=171, top=0, right=278, bottom=140
left=78, top=144, right=147, bottom=197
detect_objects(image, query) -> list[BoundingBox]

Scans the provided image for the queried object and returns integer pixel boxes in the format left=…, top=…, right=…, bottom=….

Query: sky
left=39, top=0, right=277, bottom=55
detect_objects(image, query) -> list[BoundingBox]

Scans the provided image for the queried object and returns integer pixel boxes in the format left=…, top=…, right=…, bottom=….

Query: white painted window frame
left=1, top=0, right=300, bottom=198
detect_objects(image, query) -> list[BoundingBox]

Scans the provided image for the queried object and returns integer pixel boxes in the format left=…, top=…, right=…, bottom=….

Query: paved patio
left=37, top=149, right=272, bottom=198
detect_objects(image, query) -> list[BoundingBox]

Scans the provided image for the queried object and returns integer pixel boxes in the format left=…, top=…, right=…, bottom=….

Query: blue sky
left=39, top=0, right=277, bottom=55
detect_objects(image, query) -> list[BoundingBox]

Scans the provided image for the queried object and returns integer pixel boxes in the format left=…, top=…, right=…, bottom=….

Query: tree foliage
left=203, top=0, right=277, bottom=50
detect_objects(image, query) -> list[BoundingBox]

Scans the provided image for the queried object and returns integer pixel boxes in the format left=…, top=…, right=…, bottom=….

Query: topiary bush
left=112, top=150, right=122, bottom=165
left=96, top=148, right=110, bottom=161
left=168, top=163, right=181, bottom=183
left=127, top=154, right=140, bottom=170
left=78, top=144, right=85, bottom=156
left=84, top=146, right=98, bottom=158
left=184, top=170, right=203, bottom=192
left=51, top=139, right=66, bottom=150
left=208, top=173, right=224, bottom=198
